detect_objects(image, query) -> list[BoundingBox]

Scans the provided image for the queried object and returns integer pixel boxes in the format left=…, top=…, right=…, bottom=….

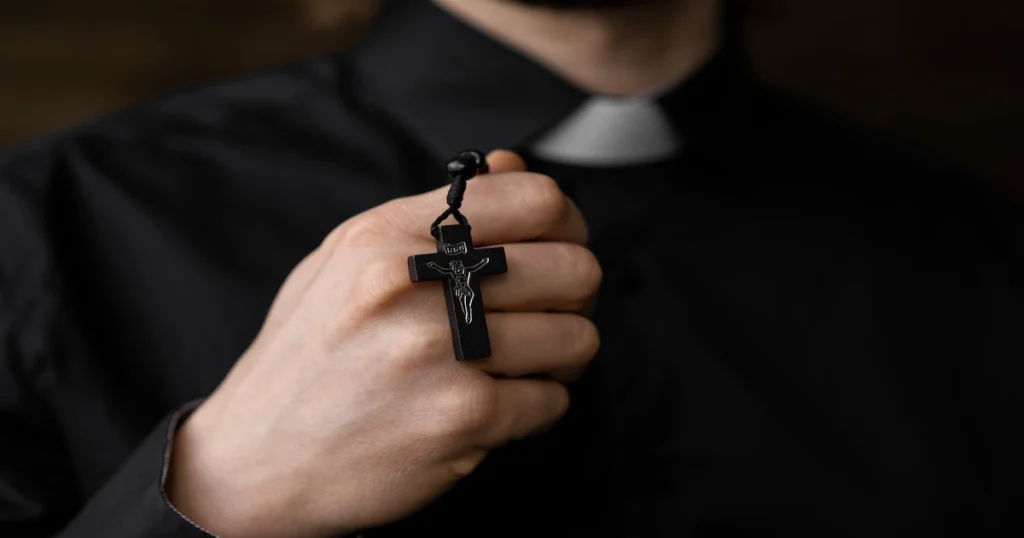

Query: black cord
left=430, top=149, right=489, bottom=239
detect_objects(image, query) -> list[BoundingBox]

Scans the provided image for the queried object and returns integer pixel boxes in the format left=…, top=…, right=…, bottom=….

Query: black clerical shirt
left=1, top=1, right=1021, bottom=537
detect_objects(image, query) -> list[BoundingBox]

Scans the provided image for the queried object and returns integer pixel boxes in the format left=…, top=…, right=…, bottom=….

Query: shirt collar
left=350, top=0, right=757, bottom=167
left=529, top=95, right=683, bottom=166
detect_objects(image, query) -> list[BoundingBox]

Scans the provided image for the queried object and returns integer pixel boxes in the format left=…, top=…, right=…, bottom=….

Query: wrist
left=165, top=405, right=287, bottom=537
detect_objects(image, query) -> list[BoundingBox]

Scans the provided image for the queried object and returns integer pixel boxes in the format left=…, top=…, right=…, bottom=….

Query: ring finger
left=468, top=312, right=600, bottom=382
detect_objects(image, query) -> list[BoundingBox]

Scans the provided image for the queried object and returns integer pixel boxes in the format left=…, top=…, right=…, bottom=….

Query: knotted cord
left=430, top=149, right=489, bottom=239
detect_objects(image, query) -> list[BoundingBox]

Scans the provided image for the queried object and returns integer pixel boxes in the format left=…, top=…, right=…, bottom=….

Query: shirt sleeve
left=54, top=401, right=215, bottom=538
left=0, top=144, right=214, bottom=537
left=48, top=402, right=216, bottom=538
left=0, top=392, right=215, bottom=538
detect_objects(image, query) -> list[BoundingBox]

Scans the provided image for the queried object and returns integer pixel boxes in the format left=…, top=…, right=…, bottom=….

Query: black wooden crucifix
left=408, top=224, right=507, bottom=361
left=408, top=149, right=505, bottom=361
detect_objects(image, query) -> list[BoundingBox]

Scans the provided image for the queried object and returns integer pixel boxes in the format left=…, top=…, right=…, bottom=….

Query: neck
left=432, top=0, right=720, bottom=97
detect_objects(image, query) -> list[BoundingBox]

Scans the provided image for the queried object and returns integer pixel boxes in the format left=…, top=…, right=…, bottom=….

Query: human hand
left=166, top=150, right=601, bottom=537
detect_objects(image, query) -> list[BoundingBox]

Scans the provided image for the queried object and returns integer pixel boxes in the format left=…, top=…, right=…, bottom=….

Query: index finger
left=380, top=162, right=588, bottom=247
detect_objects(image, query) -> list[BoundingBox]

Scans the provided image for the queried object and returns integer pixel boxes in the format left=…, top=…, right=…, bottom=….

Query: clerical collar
left=351, top=0, right=757, bottom=168
left=529, top=94, right=682, bottom=166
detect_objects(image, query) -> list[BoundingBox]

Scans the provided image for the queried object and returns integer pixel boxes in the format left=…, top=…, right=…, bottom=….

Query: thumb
left=485, top=149, right=528, bottom=174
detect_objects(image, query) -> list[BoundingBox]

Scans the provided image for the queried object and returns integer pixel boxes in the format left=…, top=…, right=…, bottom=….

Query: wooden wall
left=1, top=0, right=1021, bottom=185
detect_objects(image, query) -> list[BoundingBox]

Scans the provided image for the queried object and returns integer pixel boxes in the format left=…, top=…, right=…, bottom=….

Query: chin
left=508, top=0, right=662, bottom=9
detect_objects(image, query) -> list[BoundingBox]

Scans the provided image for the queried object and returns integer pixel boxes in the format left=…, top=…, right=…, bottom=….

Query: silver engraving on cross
left=443, top=242, right=468, bottom=256
left=425, top=259, right=490, bottom=324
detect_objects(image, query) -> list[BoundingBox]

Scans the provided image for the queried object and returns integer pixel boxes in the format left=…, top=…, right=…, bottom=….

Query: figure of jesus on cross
left=424, top=258, right=491, bottom=325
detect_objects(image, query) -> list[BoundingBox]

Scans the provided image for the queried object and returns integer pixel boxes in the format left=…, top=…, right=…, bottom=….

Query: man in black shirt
left=0, top=0, right=1020, bottom=536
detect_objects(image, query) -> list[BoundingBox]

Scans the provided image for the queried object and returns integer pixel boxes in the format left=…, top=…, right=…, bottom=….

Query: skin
left=168, top=152, right=601, bottom=536
left=169, top=1, right=720, bottom=535
left=435, top=0, right=719, bottom=96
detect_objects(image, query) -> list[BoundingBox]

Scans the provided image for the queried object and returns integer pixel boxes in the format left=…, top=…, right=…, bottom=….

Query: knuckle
left=364, top=257, right=409, bottom=298
left=560, top=244, right=603, bottom=294
left=522, top=174, right=567, bottom=230
left=321, top=223, right=346, bottom=250
left=333, top=213, right=386, bottom=247
left=570, top=316, right=601, bottom=362
left=408, top=323, right=452, bottom=361
left=347, top=256, right=410, bottom=315
left=439, top=382, right=499, bottom=435
left=581, top=249, right=603, bottom=292
left=549, top=245, right=602, bottom=311
left=376, top=197, right=420, bottom=236
left=551, top=384, right=571, bottom=418
left=386, top=323, right=449, bottom=371
left=450, top=449, right=488, bottom=478
left=532, top=383, right=571, bottom=430
left=548, top=382, right=571, bottom=411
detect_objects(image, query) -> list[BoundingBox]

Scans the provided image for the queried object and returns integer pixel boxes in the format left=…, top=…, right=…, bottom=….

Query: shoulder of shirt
left=0, top=51, right=388, bottom=300
left=747, top=81, right=1020, bottom=209
left=741, top=82, right=1022, bottom=263
left=746, top=83, right=967, bottom=184
left=0, top=51, right=376, bottom=168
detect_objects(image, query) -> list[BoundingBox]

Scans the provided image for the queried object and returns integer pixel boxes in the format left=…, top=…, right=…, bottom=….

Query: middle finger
left=480, top=241, right=602, bottom=313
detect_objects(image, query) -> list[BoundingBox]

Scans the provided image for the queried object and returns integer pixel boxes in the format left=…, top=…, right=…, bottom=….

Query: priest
left=0, top=0, right=1020, bottom=536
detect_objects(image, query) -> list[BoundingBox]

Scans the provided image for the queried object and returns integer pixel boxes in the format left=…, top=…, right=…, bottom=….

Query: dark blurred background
left=1, top=0, right=1021, bottom=187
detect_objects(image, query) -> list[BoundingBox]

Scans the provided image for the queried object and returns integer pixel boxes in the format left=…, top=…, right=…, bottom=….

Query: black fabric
left=1, top=0, right=1022, bottom=536
left=55, top=402, right=210, bottom=538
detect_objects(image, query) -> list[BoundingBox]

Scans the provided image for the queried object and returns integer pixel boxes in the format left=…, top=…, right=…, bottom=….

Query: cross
left=408, top=224, right=507, bottom=361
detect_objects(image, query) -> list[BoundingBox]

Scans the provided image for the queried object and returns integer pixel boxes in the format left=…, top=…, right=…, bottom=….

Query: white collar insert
left=529, top=95, right=682, bottom=166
